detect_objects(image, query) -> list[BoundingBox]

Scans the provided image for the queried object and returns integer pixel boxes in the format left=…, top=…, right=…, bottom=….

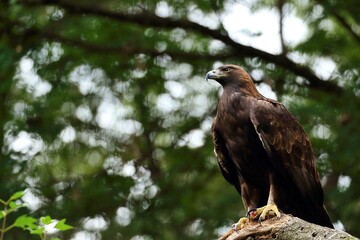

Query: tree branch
left=21, top=0, right=344, bottom=95
left=277, top=0, right=287, bottom=55
left=1, top=14, right=235, bottom=61
left=219, top=214, right=357, bottom=240
left=21, top=27, right=237, bottom=61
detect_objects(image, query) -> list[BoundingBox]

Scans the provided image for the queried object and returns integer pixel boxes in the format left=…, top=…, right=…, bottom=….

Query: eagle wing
left=249, top=99, right=324, bottom=205
left=212, top=118, right=242, bottom=193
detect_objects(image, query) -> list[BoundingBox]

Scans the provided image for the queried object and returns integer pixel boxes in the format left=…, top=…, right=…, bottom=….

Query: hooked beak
left=205, top=69, right=220, bottom=81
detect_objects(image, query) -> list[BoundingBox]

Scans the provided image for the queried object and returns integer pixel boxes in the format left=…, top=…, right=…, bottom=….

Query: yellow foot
left=248, top=204, right=281, bottom=223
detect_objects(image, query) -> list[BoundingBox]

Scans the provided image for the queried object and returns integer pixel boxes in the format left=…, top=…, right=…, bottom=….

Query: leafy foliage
left=0, top=0, right=360, bottom=239
left=0, top=191, right=73, bottom=240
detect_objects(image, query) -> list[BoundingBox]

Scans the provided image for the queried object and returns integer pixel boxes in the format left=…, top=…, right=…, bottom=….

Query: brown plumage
left=206, top=64, right=333, bottom=228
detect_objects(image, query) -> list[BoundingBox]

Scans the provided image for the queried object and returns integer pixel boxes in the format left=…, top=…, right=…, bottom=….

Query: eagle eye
left=223, top=68, right=230, bottom=72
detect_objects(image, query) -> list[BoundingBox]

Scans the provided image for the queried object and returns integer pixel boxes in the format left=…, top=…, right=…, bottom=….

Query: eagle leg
left=255, top=177, right=281, bottom=224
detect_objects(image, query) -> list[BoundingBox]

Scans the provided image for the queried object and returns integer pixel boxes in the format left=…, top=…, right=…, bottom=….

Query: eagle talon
left=246, top=208, right=259, bottom=220
left=246, top=208, right=257, bottom=216
left=232, top=217, right=249, bottom=231
left=231, top=223, right=237, bottom=230
left=231, top=223, right=239, bottom=234
left=258, top=204, right=281, bottom=222
left=258, top=217, right=263, bottom=225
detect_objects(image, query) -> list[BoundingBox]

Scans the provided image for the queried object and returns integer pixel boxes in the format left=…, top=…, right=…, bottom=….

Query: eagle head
left=205, top=64, right=251, bottom=86
left=205, top=64, right=261, bottom=96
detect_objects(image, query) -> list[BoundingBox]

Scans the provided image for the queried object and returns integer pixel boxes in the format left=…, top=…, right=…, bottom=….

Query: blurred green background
left=1, top=0, right=359, bottom=239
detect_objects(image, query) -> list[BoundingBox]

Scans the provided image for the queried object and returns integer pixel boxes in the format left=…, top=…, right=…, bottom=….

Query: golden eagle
left=206, top=64, right=333, bottom=229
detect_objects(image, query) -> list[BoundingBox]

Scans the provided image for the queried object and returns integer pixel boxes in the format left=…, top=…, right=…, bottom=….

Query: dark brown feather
left=209, top=64, right=333, bottom=228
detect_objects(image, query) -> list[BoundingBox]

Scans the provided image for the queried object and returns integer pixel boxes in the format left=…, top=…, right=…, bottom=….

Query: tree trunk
left=219, top=214, right=358, bottom=240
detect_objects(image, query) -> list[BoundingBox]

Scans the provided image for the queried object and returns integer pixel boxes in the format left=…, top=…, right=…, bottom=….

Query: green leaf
left=9, top=201, right=24, bottom=210
left=54, top=219, right=73, bottom=231
left=0, top=211, right=5, bottom=220
left=29, top=227, right=45, bottom=235
left=9, top=191, right=25, bottom=201
left=41, top=215, right=53, bottom=225
left=9, top=201, right=17, bottom=209
left=13, top=215, right=38, bottom=229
